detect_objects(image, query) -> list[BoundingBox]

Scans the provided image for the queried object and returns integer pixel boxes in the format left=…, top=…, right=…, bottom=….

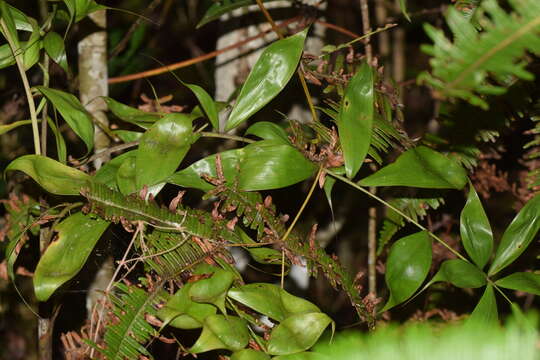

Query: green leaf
left=273, top=353, right=329, bottom=360
left=359, top=146, right=467, bottom=189
left=136, top=113, right=195, bottom=190
left=180, top=80, right=218, bottom=129
left=22, top=25, right=41, bottom=70
left=226, top=28, right=308, bottom=131
left=36, top=86, right=94, bottom=153
left=43, top=31, right=68, bottom=73
left=190, top=315, right=250, bottom=353
left=0, top=119, right=32, bottom=135
left=0, top=1, right=20, bottom=50
left=112, top=129, right=142, bottom=142
left=246, top=247, right=284, bottom=266
left=399, top=0, right=411, bottom=22
left=466, top=284, right=498, bottom=327
left=94, top=151, right=136, bottom=189
left=0, top=43, right=15, bottom=68
left=189, top=267, right=235, bottom=314
left=231, top=349, right=271, bottom=360
left=238, top=140, right=316, bottom=191
left=337, top=62, right=373, bottom=179
left=117, top=153, right=137, bottom=195
left=430, top=259, right=486, bottom=288
left=103, top=96, right=162, bottom=129
left=460, top=185, right=493, bottom=269
left=381, top=231, right=432, bottom=311
left=488, top=194, right=540, bottom=276
left=5, top=155, right=91, bottom=195
left=47, top=117, right=67, bottom=163
left=157, top=282, right=217, bottom=329
left=267, top=312, right=333, bottom=356
left=197, top=0, right=280, bottom=28
left=495, top=272, right=540, bottom=296
left=33, top=212, right=109, bottom=301
left=63, top=0, right=106, bottom=23
left=228, top=283, right=320, bottom=322
left=245, top=121, right=290, bottom=144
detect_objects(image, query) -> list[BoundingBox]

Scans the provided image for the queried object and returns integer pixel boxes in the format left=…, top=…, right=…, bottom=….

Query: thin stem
left=367, top=186, right=377, bottom=296
left=1, top=18, right=41, bottom=155
left=359, top=0, right=373, bottom=63
left=326, top=169, right=469, bottom=262
left=200, top=131, right=255, bottom=143
left=490, top=280, right=513, bottom=305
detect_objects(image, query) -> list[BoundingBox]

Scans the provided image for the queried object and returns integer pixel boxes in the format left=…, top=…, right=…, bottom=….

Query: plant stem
left=359, top=0, right=373, bottom=63
left=200, top=131, right=255, bottom=143
left=368, top=186, right=377, bottom=296
left=327, top=169, right=469, bottom=262
left=0, top=18, right=41, bottom=155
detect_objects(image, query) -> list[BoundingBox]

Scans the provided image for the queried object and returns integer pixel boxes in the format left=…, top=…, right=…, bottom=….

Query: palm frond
left=419, top=0, right=540, bottom=109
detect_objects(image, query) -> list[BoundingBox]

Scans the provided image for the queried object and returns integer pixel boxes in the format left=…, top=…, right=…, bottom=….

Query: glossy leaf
left=197, top=0, right=279, bottom=28
left=0, top=119, right=32, bottom=135
left=495, top=272, right=540, bottom=296
left=231, top=349, right=271, bottom=360
left=238, top=140, right=316, bottom=191
left=136, top=113, right=195, bottom=189
left=359, top=146, right=467, bottom=189
left=337, top=62, right=373, bottom=179
left=33, top=212, right=109, bottom=301
left=180, top=80, right=218, bottom=129
left=245, top=121, right=290, bottom=144
left=488, top=194, right=540, bottom=276
left=43, top=31, right=68, bottom=73
left=273, top=353, right=328, bottom=360
left=62, top=0, right=106, bottom=23
left=190, top=315, right=250, bottom=353
left=430, top=259, right=486, bottom=288
left=117, top=153, right=137, bottom=195
left=22, top=25, right=41, bottom=70
left=5, top=155, right=90, bottom=195
left=466, top=284, right=498, bottom=327
left=228, top=283, right=320, bottom=322
left=267, top=312, right=333, bottom=356
left=189, top=267, right=235, bottom=314
left=112, top=129, right=143, bottom=143
left=157, top=282, right=217, bottom=329
left=460, top=185, right=493, bottom=269
left=226, top=28, right=308, bottom=131
left=381, top=231, right=432, bottom=311
left=0, top=2, right=20, bottom=50
left=103, top=96, right=162, bottom=129
left=36, top=86, right=94, bottom=153
left=94, top=150, right=136, bottom=189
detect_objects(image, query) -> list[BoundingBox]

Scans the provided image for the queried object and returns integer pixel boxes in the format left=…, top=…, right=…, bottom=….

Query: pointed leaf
left=47, top=117, right=67, bottom=164
left=495, top=272, right=540, bottom=296
left=430, top=259, right=486, bottom=288
left=33, top=212, right=109, bottom=301
left=197, top=0, right=279, bottom=28
left=231, top=349, right=271, bottom=360
left=0, top=1, right=20, bottom=50
left=337, top=62, right=373, bottom=179
left=36, top=86, right=94, bottom=153
left=0, top=119, right=32, bottom=135
left=398, top=0, right=411, bottom=22
left=359, top=146, right=467, bottom=189
left=267, top=312, right=333, bottom=356
left=245, top=121, right=290, bottom=144
left=103, top=96, right=162, bottom=129
left=5, top=155, right=90, bottom=195
left=43, top=31, right=68, bottom=73
left=190, top=315, right=250, bottom=353
left=460, top=185, right=493, bottom=269
left=62, top=0, right=106, bottom=23
left=488, top=194, right=540, bottom=276
left=157, top=282, right=217, bottom=329
left=22, top=25, right=41, bottom=70
left=466, top=284, right=498, bottom=327
left=189, top=267, right=235, bottom=314
left=136, top=113, right=195, bottom=189
left=180, top=80, right=218, bottom=129
left=382, top=231, right=432, bottom=311
left=228, top=283, right=320, bottom=322
left=226, top=29, right=308, bottom=131
left=238, top=140, right=316, bottom=191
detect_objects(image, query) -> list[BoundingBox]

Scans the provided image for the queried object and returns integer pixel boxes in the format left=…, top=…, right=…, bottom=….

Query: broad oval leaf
left=94, top=150, right=136, bottom=190
left=381, top=231, right=432, bottom=312
left=34, top=212, right=109, bottom=301
left=36, top=86, right=94, bottom=153
left=431, top=259, right=486, bottom=288
left=226, top=28, right=308, bottom=131
left=460, top=185, right=493, bottom=269
left=238, top=140, right=316, bottom=191
left=5, top=155, right=90, bottom=195
left=228, top=283, right=320, bottom=322
left=157, top=282, right=217, bottom=329
left=466, top=284, right=498, bottom=328
left=245, top=121, right=290, bottom=144
left=231, top=349, right=271, bottom=360
left=359, top=146, right=467, bottom=189
left=116, top=153, right=138, bottom=195
left=190, top=315, right=250, bottom=353
left=495, top=272, right=540, bottom=296
left=267, top=312, right=333, bottom=356
left=136, top=113, right=195, bottom=190
left=337, top=62, right=373, bottom=179
left=488, top=194, right=540, bottom=276
left=43, top=31, right=68, bottom=73
left=197, top=0, right=279, bottom=28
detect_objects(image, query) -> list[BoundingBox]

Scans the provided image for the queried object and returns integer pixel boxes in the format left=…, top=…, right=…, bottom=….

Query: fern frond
left=97, top=283, right=165, bottom=360
left=419, top=0, right=540, bottom=109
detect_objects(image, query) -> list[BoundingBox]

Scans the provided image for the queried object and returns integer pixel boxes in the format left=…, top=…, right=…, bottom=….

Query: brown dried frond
left=471, top=160, right=512, bottom=199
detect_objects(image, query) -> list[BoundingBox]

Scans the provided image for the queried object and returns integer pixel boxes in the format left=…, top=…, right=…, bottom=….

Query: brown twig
left=359, top=0, right=373, bottom=63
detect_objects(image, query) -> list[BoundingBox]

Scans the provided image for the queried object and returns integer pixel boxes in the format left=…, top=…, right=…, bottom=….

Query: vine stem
left=326, top=169, right=469, bottom=262
left=0, top=18, right=41, bottom=155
